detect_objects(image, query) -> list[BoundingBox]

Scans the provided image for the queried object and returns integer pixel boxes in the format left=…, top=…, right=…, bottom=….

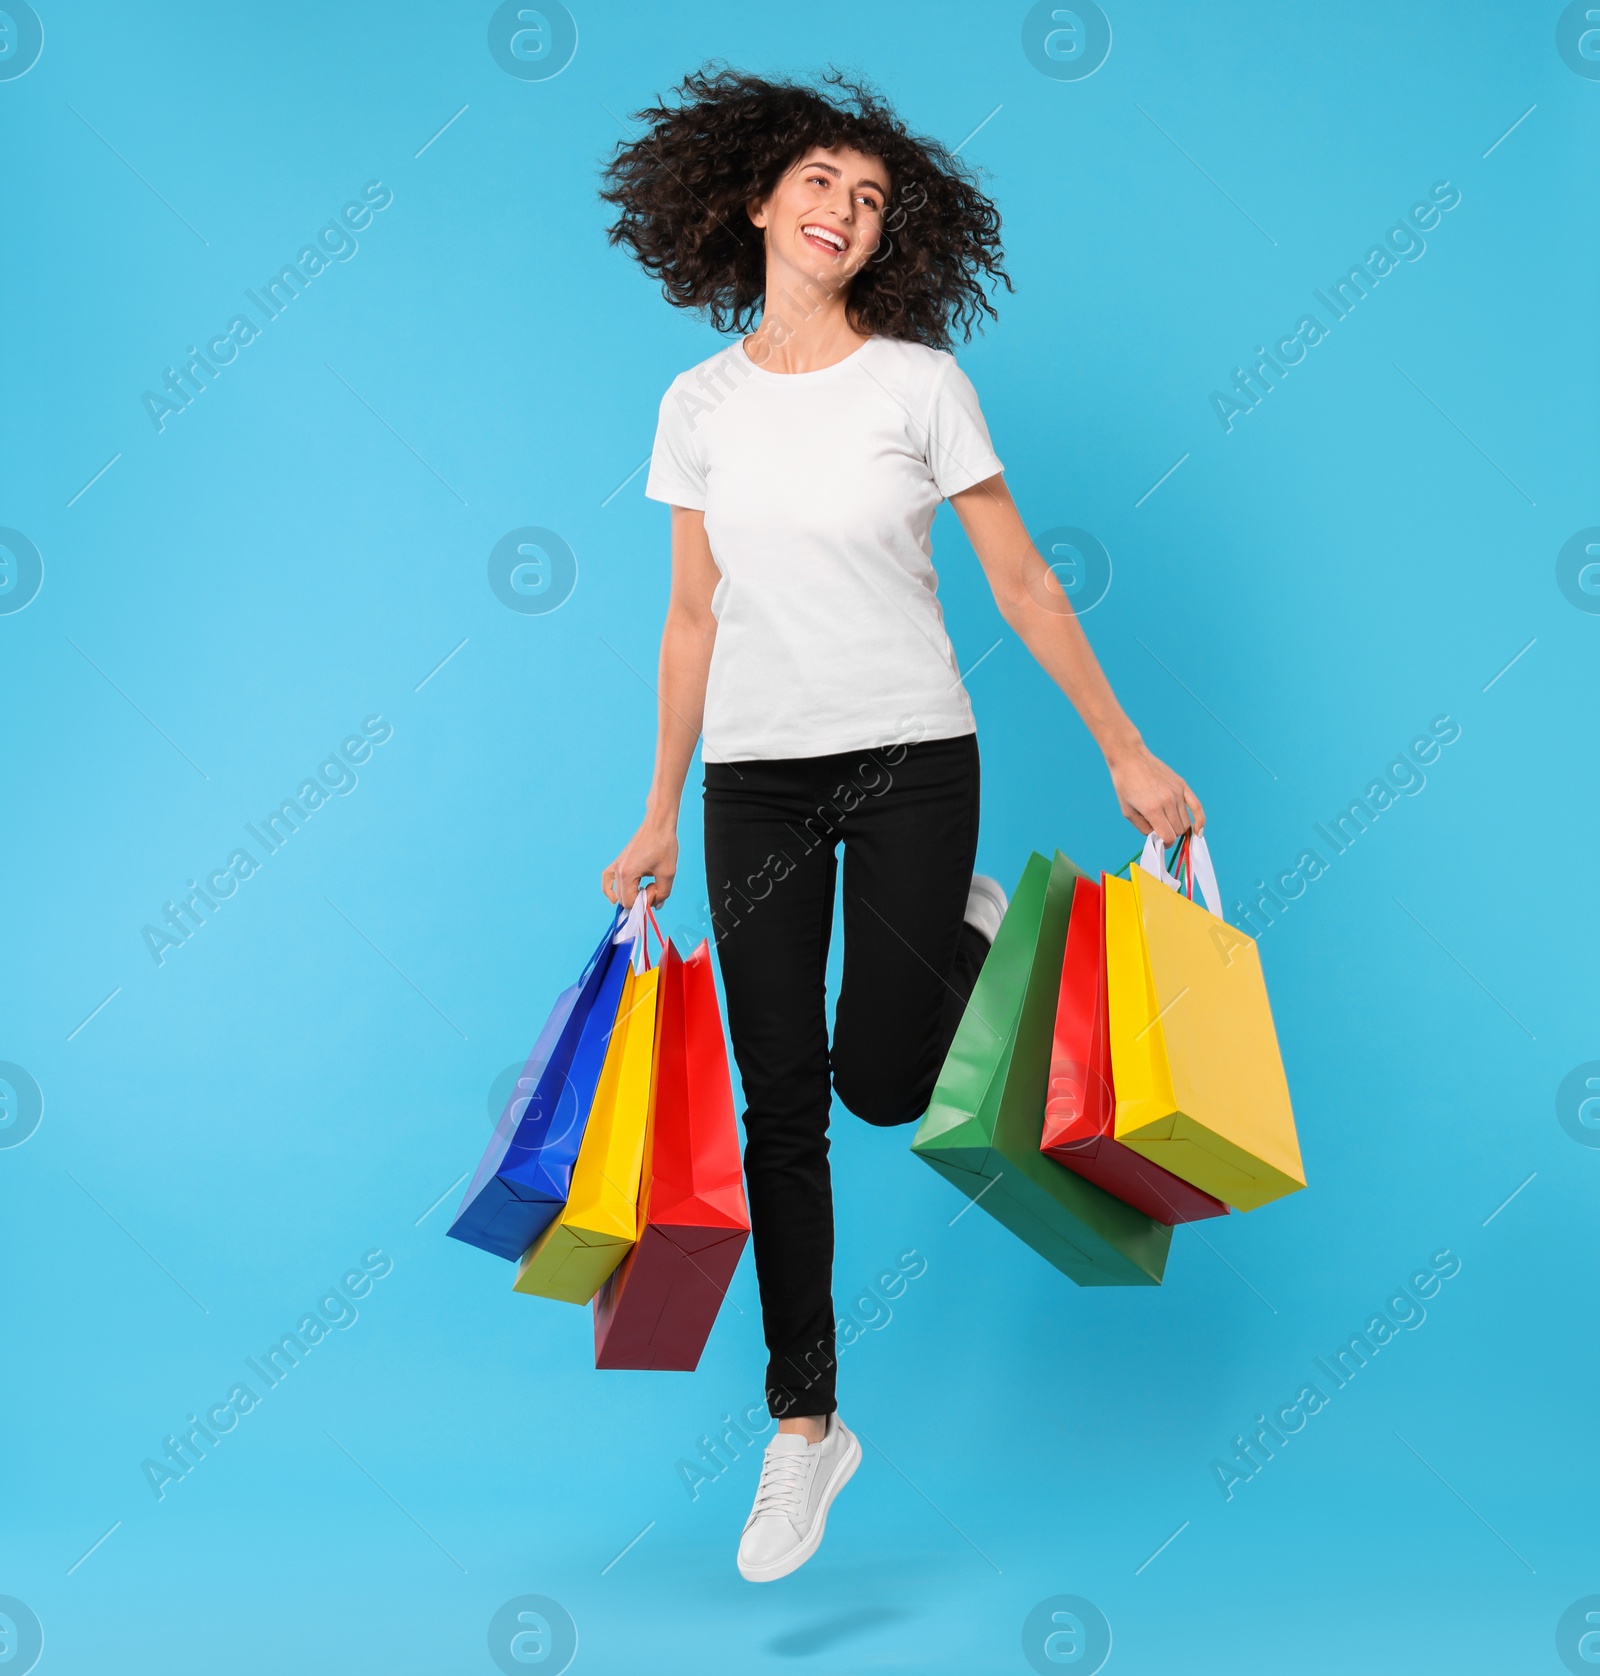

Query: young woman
left=599, top=67, right=1203, bottom=1583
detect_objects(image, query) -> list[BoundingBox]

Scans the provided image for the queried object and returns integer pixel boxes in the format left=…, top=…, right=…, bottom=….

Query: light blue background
left=3, top=2, right=1596, bottom=1671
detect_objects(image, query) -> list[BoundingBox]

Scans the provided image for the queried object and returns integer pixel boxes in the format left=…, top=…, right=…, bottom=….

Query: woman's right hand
left=601, top=815, right=679, bottom=908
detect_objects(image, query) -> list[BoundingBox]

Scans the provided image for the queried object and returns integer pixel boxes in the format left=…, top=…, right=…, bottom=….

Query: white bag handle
left=1139, top=830, right=1223, bottom=919
left=614, top=890, right=651, bottom=971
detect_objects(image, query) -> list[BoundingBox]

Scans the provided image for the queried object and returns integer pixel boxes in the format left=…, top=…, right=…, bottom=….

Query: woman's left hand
left=1108, top=746, right=1204, bottom=845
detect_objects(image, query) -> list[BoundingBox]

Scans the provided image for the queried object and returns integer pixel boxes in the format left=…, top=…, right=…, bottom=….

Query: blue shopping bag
left=448, top=899, right=643, bottom=1259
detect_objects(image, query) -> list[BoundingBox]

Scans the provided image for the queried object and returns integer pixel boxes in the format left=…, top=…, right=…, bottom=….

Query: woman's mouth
left=801, top=223, right=850, bottom=257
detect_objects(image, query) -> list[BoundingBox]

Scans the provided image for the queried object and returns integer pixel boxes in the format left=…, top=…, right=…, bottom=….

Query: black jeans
left=702, top=732, right=985, bottom=1419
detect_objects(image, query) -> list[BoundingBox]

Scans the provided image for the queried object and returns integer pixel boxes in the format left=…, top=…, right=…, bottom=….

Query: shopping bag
left=912, top=850, right=1173, bottom=1286
left=1107, top=834, right=1305, bottom=1211
left=447, top=897, right=644, bottom=1260
left=1041, top=874, right=1227, bottom=1225
left=514, top=922, right=662, bottom=1304
left=594, top=937, right=750, bottom=1370
left=452, top=978, right=582, bottom=1233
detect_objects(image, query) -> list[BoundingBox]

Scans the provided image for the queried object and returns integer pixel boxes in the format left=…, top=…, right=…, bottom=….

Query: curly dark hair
left=599, top=64, right=1011, bottom=351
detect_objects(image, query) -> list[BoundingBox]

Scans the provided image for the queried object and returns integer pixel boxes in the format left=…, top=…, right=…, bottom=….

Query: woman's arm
left=949, top=473, right=1204, bottom=846
left=601, top=506, right=721, bottom=908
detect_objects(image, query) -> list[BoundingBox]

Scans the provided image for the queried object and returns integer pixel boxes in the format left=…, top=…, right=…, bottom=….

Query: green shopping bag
left=912, top=850, right=1173, bottom=1286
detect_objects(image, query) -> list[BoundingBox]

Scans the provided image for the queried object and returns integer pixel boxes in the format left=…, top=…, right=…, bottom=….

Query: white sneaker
left=736, top=1413, right=861, bottom=1583
left=964, top=874, right=1008, bottom=944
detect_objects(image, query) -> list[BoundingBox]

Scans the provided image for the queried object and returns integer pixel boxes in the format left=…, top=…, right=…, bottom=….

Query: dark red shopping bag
left=593, top=937, right=750, bottom=1369
left=1040, top=875, right=1228, bottom=1225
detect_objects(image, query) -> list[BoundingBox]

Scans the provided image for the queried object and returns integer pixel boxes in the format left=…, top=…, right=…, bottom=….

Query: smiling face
left=747, top=145, right=890, bottom=295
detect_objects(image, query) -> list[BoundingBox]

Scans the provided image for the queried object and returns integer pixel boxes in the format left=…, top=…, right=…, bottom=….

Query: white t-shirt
left=643, top=334, right=1005, bottom=763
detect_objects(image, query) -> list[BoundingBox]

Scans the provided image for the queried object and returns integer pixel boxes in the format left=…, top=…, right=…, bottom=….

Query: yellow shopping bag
left=514, top=950, right=661, bottom=1304
left=1105, top=835, right=1305, bottom=1211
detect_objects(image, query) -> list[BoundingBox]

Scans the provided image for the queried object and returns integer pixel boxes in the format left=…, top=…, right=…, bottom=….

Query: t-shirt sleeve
left=643, top=381, right=708, bottom=509
left=924, top=356, right=1004, bottom=498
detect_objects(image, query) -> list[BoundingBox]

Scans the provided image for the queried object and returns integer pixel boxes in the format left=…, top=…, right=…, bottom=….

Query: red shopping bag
left=593, top=937, right=750, bottom=1369
left=1041, top=874, right=1228, bottom=1225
